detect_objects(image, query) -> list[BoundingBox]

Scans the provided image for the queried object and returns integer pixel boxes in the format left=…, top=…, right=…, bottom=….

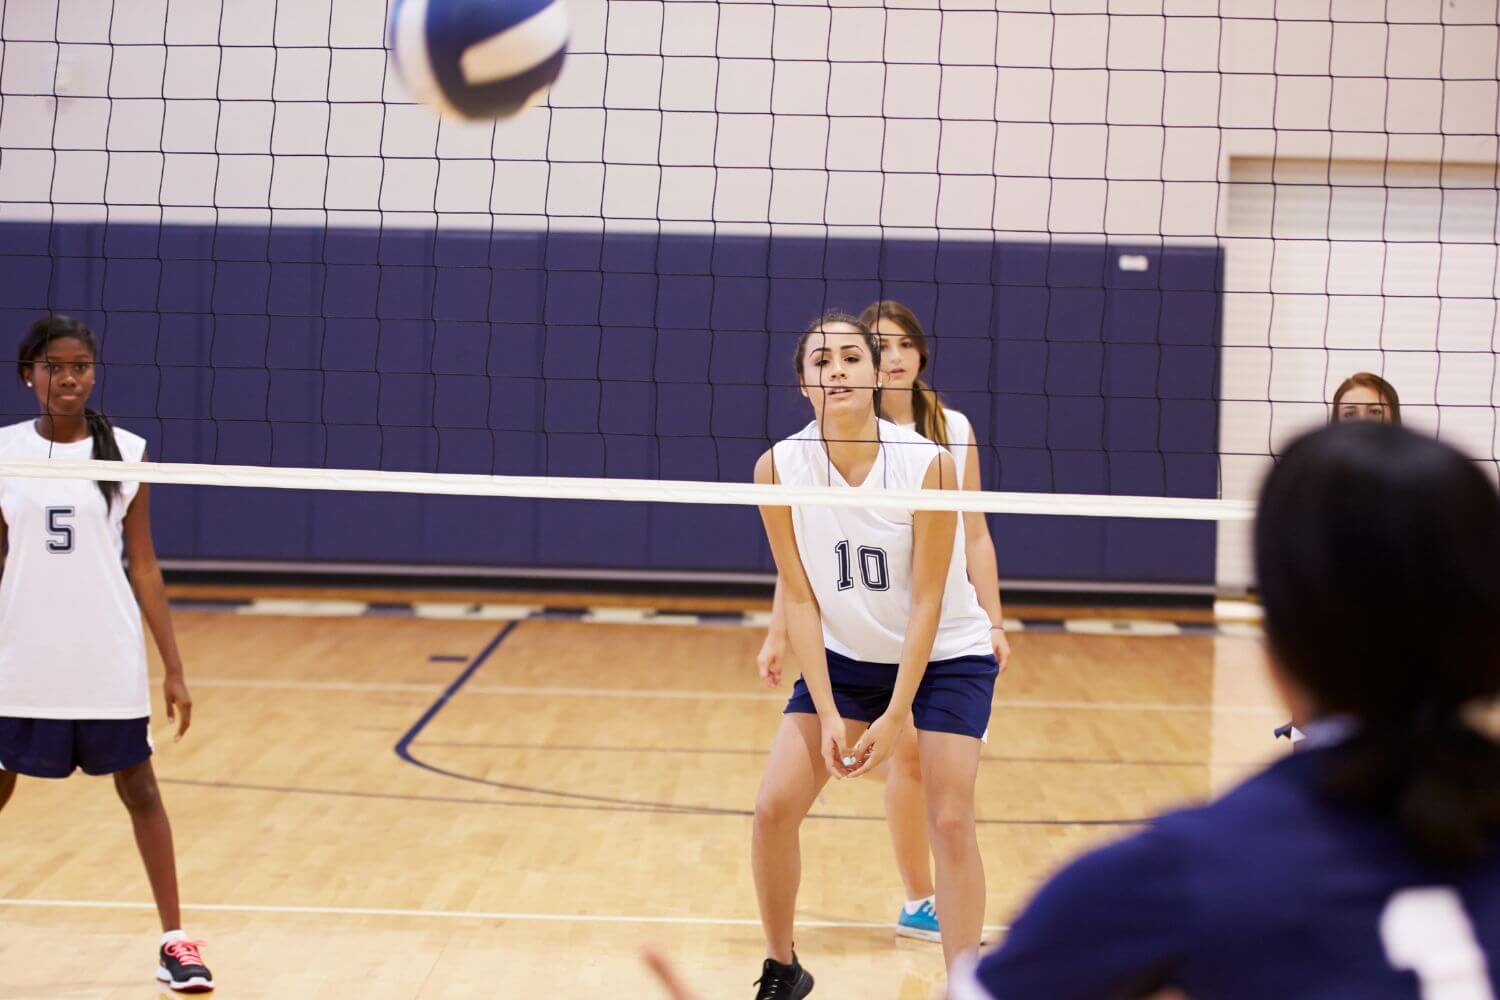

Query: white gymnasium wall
left=3, top=0, right=1498, bottom=589
left=2, top=0, right=1492, bottom=237
left=1217, top=156, right=1500, bottom=588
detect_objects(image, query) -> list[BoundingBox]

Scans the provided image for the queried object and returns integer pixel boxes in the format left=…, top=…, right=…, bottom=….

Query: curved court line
left=393, top=623, right=747, bottom=817
left=389, top=624, right=1153, bottom=825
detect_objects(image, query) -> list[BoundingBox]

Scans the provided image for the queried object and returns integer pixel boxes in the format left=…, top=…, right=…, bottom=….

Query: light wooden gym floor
left=0, top=594, right=1283, bottom=999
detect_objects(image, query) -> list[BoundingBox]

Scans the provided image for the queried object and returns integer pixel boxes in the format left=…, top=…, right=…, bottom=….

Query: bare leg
left=114, top=760, right=182, bottom=933
left=752, top=713, right=867, bottom=964
left=884, top=729, right=934, bottom=901
left=0, top=770, right=15, bottom=812
left=917, top=729, right=985, bottom=970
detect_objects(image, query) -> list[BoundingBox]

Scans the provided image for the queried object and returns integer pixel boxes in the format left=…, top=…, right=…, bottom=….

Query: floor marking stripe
left=0, top=897, right=1008, bottom=932
left=1063, top=619, right=1183, bottom=637
left=180, top=678, right=447, bottom=693
left=579, top=608, right=704, bottom=626
left=413, top=603, right=541, bottom=621
left=237, top=599, right=372, bottom=617
left=1214, top=599, right=1264, bottom=621
left=181, top=599, right=1261, bottom=638
left=165, top=677, right=1279, bottom=714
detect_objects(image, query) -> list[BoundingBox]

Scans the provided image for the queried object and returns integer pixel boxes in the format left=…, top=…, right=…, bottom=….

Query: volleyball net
left=0, top=2, right=1495, bottom=589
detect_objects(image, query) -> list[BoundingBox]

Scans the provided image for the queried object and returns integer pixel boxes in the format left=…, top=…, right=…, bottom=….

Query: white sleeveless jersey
left=0, top=420, right=150, bottom=719
left=773, top=419, right=993, bottom=664
left=896, top=407, right=974, bottom=484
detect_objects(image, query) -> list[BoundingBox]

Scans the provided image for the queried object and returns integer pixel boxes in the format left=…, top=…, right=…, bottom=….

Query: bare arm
left=849, top=451, right=960, bottom=773
left=754, top=575, right=789, bottom=686
left=122, top=474, right=193, bottom=738
left=960, top=429, right=1010, bottom=669
left=960, top=434, right=1003, bottom=626
left=767, top=576, right=786, bottom=632
left=754, top=450, right=835, bottom=721
left=892, top=450, right=960, bottom=712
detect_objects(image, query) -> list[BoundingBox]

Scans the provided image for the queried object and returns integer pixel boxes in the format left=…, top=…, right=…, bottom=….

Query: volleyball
left=388, top=0, right=569, bottom=121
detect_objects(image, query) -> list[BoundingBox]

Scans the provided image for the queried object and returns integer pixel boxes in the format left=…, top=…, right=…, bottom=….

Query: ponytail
left=911, top=378, right=951, bottom=451
left=1327, top=713, right=1500, bottom=868
left=85, top=408, right=123, bottom=510
left=857, top=299, right=952, bottom=455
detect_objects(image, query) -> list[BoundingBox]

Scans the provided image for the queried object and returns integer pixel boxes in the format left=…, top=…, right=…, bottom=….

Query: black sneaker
left=156, top=937, right=214, bottom=993
left=754, top=953, right=813, bottom=999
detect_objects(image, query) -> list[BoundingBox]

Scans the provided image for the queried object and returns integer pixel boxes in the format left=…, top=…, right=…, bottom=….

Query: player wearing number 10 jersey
left=0, top=317, right=213, bottom=992
left=746, top=313, right=1000, bottom=999
left=955, top=422, right=1500, bottom=999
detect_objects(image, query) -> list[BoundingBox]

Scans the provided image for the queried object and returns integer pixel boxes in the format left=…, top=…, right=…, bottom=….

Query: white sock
left=161, top=929, right=187, bottom=947
left=904, top=895, right=935, bottom=915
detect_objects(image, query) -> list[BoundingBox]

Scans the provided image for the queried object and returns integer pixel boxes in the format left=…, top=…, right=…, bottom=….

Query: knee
left=114, top=769, right=162, bottom=813
left=754, top=789, right=807, bottom=834
left=927, top=801, right=976, bottom=853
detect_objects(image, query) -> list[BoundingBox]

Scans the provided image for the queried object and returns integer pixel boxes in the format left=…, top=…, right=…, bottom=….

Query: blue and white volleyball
left=389, top=0, right=569, bottom=120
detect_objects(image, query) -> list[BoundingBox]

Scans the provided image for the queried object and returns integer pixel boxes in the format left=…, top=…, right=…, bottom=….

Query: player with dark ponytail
left=1256, top=423, right=1500, bottom=867
left=14, top=316, right=125, bottom=506
left=0, top=316, right=213, bottom=992
left=951, top=421, right=1500, bottom=998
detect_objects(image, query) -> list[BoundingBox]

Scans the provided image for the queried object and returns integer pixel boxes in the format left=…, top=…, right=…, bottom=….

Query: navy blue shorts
left=784, top=649, right=998, bottom=739
left=0, top=717, right=153, bottom=778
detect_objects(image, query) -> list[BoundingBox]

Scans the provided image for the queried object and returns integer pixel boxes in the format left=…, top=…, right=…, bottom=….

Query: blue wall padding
left=0, top=223, right=1221, bottom=583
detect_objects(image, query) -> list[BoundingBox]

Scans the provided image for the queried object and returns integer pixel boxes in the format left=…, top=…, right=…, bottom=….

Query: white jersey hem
left=0, top=704, right=152, bottom=721
left=826, top=639, right=996, bottom=665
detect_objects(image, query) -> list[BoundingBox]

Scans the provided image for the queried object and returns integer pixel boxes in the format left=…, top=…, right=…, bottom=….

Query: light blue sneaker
left=895, top=898, right=941, bottom=942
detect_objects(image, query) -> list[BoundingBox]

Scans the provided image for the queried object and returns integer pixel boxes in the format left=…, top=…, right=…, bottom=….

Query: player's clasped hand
left=820, top=714, right=858, bottom=779
left=846, top=709, right=909, bottom=778
left=163, top=674, right=193, bottom=742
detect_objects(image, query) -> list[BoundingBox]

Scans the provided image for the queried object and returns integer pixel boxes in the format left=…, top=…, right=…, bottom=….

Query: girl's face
left=26, top=337, right=95, bottom=416
left=1335, top=384, right=1391, bottom=424
left=874, top=317, right=922, bottom=393
left=800, top=326, right=881, bottom=418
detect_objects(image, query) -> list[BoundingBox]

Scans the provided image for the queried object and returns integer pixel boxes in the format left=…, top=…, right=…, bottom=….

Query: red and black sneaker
left=157, top=937, right=214, bottom=993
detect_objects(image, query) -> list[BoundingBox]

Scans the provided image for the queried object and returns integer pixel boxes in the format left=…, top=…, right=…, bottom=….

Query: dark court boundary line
left=409, top=739, right=1242, bottom=769
left=378, top=622, right=1148, bottom=825
left=158, top=776, right=1146, bottom=827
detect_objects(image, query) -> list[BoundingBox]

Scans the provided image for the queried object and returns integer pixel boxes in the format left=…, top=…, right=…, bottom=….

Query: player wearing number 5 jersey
left=956, top=422, right=1500, bottom=999
left=748, top=313, right=998, bottom=999
left=0, top=317, right=213, bottom=992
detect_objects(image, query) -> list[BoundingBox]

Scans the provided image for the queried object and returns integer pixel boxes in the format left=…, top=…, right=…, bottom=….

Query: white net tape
left=0, top=459, right=1253, bottom=522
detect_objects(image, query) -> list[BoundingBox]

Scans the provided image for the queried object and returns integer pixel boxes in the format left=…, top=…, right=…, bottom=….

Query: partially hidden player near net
left=0, top=316, right=214, bottom=993
left=756, top=300, right=1010, bottom=948
left=648, top=421, right=1500, bottom=999
left=1275, top=371, right=1403, bottom=747
left=952, top=420, right=1500, bottom=998
left=747, top=313, right=1001, bottom=998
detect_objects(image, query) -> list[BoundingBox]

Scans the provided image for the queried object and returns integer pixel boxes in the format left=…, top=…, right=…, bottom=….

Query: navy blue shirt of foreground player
left=954, top=745, right=1500, bottom=999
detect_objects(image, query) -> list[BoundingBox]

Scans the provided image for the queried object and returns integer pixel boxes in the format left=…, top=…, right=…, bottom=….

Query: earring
left=25, top=381, right=32, bottom=387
